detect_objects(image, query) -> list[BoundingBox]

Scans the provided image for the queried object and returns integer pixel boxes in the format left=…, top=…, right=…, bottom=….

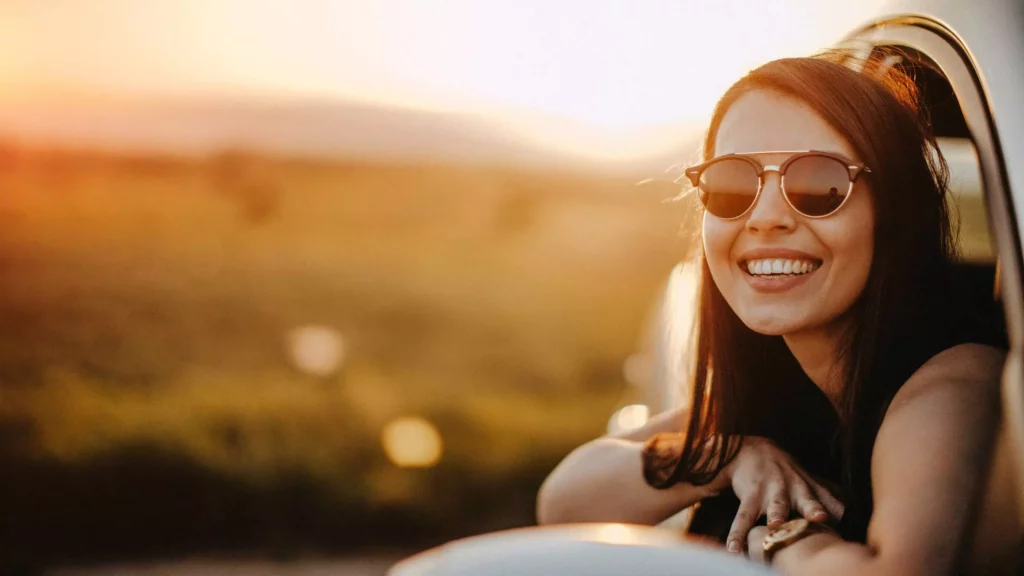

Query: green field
left=0, top=146, right=693, bottom=566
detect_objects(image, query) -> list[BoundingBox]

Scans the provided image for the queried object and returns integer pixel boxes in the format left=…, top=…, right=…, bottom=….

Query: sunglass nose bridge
left=759, top=166, right=784, bottom=190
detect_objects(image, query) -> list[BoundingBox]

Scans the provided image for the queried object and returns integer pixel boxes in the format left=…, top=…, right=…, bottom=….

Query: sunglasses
left=681, top=151, right=871, bottom=219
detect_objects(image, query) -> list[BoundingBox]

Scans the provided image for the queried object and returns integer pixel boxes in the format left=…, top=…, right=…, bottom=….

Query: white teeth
left=743, top=258, right=819, bottom=276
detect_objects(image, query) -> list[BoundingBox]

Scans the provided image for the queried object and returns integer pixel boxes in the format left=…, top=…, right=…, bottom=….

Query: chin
left=743, top=322, right=792, bottom=336
left=734, top=308, right=808, bottom=336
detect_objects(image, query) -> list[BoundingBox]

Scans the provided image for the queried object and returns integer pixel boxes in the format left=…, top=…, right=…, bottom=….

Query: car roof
left=852, top=0, right=1024, bottom=212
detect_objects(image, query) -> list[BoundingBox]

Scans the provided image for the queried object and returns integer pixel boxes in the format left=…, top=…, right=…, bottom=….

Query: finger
left=726, top=497, right=761, bottom=554
left=789, top=479, right=828, bottom=523
left=765, top=482, right=790, bottom=529
left=746, top=526, right=770, bottom=564
left=798, top=472, right=845, bottom=520
left=809, top=482, right=845, bottom=520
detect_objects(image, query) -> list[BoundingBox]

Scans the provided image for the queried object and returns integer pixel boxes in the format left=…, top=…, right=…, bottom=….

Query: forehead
left=713, top=90, right=857, bottom=161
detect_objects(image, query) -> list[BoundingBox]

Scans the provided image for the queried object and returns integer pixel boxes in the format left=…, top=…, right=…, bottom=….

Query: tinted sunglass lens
left=783, top=156, right=851, bottom=216
left=699, top=159, right=760, bottom=218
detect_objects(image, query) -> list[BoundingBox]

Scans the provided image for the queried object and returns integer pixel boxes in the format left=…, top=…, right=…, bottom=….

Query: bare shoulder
left=876, top=343, right=1004, bottom=457
left=889, top=343, right=1005, bottom=411
left=872, top=343, right=1005, bottom=495
left=862, top=348, right=1008, bottom=572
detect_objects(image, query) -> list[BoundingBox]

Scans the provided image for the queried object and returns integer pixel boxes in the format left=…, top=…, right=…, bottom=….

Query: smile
left=742, top=258, right=822, bottom=277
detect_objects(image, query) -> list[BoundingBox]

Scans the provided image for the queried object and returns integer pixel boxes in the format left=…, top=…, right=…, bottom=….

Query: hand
left=746, top=526, right=770, bottom=564
left=720, top=437, right=844, bottom=553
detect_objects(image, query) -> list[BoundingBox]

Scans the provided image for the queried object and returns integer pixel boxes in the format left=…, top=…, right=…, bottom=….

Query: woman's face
left=702, top=90, right=875, bottom=336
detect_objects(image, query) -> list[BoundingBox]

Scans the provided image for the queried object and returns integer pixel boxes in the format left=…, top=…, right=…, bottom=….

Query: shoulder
left=874, top=343, right=1004, bottom=464
left=915, top=343, right=1004, bottom=380
left=853, top=351, right=1006, bottom=572
left=888, top=343, right=1004, bottom=411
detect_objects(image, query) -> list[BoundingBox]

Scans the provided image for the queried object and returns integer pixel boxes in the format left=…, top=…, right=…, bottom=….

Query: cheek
left=702, top=214, right=727, bottom=261
left=702, top=214, right=739, bottom=284
left=847, top=233, right=874, bottom=289
left=818, top=215, right=874, bottom=306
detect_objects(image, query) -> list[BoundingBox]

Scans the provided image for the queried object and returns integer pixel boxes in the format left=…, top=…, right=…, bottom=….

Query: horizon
left=0, top=0, right=889, bottom=160
left=0, top=89, right=709, bottom=168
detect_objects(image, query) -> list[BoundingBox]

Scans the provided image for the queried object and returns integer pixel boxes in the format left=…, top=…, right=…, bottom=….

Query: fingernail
left=727, top=541, right=740, bottom=553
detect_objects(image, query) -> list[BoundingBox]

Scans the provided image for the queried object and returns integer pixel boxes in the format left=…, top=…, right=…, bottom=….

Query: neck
left=783, top=318, right=850, bottom=406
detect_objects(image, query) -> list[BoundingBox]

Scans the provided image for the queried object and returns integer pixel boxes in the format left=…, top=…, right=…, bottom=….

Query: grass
left=0, top=145, right=691, bottom=566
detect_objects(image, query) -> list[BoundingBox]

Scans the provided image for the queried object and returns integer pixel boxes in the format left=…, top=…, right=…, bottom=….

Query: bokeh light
left=608, top=404, right=650, bottom=435
left=623, top=353, right=652, bottom=388
left=286, top=325, right=346, bottom=376
left=590, top=523, right=683, bottom=546
left=382, top=417, right=444, bottom=469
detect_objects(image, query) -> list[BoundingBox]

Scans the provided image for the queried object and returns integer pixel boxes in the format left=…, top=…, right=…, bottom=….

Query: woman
left=537, top=51, right=1007, bottom=574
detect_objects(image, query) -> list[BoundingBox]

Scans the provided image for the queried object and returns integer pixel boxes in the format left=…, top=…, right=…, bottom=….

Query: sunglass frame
left=682, top=150, right=872, bottom=220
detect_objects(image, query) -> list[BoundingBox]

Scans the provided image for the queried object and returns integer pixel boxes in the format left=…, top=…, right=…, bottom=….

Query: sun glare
left=0, top=0, right=887, bottom=159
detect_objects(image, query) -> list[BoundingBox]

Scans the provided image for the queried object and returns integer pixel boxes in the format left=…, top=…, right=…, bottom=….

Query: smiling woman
left=537, top=49, right=1009, bottom=575
left=647, top=50, right=1008, bottom=556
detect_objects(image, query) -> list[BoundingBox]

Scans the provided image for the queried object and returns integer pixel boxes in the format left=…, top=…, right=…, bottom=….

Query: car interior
left=894, top=47, right=1007, bottom=343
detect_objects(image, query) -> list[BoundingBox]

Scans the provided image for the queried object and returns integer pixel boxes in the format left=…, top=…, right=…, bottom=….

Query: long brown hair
left=643, top=51, right=961, bottom=538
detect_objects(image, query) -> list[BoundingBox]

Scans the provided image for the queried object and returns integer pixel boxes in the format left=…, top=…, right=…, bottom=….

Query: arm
left=769, top=343, right=1005, bottom=576
left=537, top=405, right=842, bottom=529
left=536, top=405, right=722, bottom=525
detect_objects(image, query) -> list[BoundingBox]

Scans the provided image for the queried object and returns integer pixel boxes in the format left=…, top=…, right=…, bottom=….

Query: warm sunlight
left=0, top=0, right=888, bottom=160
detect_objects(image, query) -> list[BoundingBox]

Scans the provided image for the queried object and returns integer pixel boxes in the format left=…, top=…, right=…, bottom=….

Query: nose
left=745, top=171, right=797, bottom=233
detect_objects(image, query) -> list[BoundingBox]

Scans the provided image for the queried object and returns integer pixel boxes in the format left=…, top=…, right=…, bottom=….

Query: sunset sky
left=0, top=0, right=889, bottom=156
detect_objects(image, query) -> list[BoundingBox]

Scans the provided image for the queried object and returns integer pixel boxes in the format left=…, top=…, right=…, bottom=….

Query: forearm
left=772, top=533, right=873, bottom=575
left=772, top=532, right=942, bottom=576
left=536, top=437, right=718, bottom=525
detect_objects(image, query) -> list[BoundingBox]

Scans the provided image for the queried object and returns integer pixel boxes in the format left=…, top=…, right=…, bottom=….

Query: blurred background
left=0, top=1, right=887, bottom=573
